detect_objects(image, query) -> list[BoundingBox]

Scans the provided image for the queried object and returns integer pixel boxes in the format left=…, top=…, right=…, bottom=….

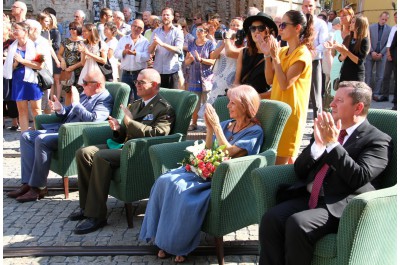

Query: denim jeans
left=121, top=70, right=140, bottom=102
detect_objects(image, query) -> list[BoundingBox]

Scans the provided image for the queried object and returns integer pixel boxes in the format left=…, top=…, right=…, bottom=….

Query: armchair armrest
left=334, top=185, right=397, bottom=264
left=82, top=125, right=114, bottom=146
left=113, top=133, right=185, bottom=202
left=35, top=114, right=63, bottom=129
left=149, top=140, right=197, bottom=179
left=251, top=164, right=297, bottom=222
left=203, top=149, right=276, bottom=236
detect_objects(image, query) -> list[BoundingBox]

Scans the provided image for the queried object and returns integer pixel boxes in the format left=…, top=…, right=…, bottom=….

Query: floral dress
left=61, top=38, right=83, bottom=92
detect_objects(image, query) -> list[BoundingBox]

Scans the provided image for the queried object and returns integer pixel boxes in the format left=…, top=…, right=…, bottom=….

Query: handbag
left=96, top=41, right=113, bottom=81
left=60, top=70, right=72, bottom=82
left=36, top=63, right=54, bottom=91
left=201, top=72, right=214, bottom=92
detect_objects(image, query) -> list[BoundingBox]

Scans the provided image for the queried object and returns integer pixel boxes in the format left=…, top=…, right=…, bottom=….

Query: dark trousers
left=310, top=60, right=323, bottom=119
left=76, top=144, right=121, bottom=220
left=160, top=72, right=179, bottom=89
left=381, top=59, right=397, bottom=101
left=121, top=70, right=141, bottom=102
left=259, top=196, right=339, bottom=265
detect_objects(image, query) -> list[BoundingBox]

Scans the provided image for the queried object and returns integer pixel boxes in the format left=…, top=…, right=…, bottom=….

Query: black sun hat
left=243, top=12, right=278, bottom=36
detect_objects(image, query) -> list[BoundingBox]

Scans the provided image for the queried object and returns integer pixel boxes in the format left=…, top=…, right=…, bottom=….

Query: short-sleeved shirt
left=150, top=25, right=184, bottom=74
left=214, top=119, right=264, bottom=156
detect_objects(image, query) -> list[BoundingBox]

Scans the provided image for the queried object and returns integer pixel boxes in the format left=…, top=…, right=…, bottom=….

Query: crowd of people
left=2, top=1, right=396, bottom=264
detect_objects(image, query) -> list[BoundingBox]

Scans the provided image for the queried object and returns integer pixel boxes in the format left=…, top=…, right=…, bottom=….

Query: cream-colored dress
left=78, top=41, right=107, bottom=85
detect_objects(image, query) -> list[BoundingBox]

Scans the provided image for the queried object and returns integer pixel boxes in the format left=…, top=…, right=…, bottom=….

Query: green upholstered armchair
left=148, top=97, right=292, bottom=265
left=34, top=82, right=130, bottom=198
left=82, top=88, right=198, bottom=228
left=251, top=109, right=397, bottom=265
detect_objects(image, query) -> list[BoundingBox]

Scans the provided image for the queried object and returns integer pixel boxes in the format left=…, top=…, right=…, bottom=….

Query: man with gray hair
left=113, top=11, right=131, bottom=39
left=123, top=6, right=135, bottom=25
left=11, top=1, right=27, bottom=22
left=74, top=10, right=86, bottom=25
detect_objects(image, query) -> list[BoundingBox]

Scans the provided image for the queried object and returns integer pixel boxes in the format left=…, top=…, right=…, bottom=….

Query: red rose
left=33, top=54, right=45, bottom=63
left=185, top=164, right=191, bottom=171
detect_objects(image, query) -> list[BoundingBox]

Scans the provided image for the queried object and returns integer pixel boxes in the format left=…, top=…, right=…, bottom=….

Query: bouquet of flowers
left=181, top=140, right=231, bottom=180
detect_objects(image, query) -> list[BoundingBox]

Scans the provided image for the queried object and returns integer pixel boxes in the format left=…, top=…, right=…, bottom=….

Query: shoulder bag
left=96, top=41, right=113, bottom=81
left=240, top=49, right=265, bottom=84
left=36, top=63, right=54, bottom=91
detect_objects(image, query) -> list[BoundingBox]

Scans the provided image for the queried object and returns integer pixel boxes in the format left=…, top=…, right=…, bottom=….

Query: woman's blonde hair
left=48, top=13, right=58, bottom=29
left=38, top=12, right=51, bottom=30
left=227, top=85, right=260, bottom=120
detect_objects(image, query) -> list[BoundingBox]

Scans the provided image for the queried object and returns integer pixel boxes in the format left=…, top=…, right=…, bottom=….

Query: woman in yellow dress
left=260, top=10, right=314, bottom=165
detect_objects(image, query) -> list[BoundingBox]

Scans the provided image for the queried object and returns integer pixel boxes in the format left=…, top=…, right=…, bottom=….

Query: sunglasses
left=82, top=79, right=99, bottom=86
left=196, top=28, right=205, bottom=33
left=249, top=25, right=266, bottom=33
left=279, top=22, right=295, bottom=30
left=69, top=27, right=77, bottom=30
left=133, top=80, right=152, bottom=86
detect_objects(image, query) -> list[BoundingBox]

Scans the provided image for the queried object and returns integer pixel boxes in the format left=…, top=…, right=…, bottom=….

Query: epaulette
left=158, top=98, right=171, bottom=107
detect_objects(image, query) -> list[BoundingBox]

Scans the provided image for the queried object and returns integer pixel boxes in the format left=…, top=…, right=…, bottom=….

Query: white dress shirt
left=114, top=34, right=150, bottom=71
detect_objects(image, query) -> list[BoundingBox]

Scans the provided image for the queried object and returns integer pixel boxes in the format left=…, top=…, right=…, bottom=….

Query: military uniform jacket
left=112, top=94, right=176, bottom=143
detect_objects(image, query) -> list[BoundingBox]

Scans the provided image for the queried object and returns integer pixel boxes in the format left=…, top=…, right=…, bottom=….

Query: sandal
left=157, top=249, right=172, bottom=259
left=188, top=124, right=197, bottom=131
left=174, top=255, right=188, bottom=263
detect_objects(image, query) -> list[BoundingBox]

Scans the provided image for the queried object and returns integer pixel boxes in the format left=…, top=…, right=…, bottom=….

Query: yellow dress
left=270, top=45, right=312, bottom=157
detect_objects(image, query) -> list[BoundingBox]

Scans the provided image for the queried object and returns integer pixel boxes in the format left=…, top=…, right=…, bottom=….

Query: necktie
left=308, top=129, right=348, bottom=209
left=138, top=100, right=145, bottom=112
left=377, top=25, right=384, bottom=51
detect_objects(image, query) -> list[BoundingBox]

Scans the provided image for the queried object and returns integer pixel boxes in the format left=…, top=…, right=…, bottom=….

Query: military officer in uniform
left=69, top=68, right=176, bottom=234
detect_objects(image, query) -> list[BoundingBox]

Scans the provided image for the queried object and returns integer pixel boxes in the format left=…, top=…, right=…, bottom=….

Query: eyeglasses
left=133, top=80, right=152, bottom=86
left=69, top=27, right=77, bottom=30
left=249, top=25, right=267, bottom=33
left=82, top=79, right=99, bottom=86
left=196, top=28, right=205, bottom=33
left=279, top=22, right=295, bottom=30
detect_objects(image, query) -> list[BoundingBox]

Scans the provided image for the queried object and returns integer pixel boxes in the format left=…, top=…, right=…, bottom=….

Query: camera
left=214, top=29, right=245, bottom=46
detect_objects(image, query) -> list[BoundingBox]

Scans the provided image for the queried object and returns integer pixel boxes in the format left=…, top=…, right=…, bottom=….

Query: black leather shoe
left=74, top=218, right=107, bottom=235
left=68, top=209, right=86, bottom=221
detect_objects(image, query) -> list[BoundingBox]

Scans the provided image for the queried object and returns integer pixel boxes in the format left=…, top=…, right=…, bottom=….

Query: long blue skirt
left=139, top=167, right=212, bottom=256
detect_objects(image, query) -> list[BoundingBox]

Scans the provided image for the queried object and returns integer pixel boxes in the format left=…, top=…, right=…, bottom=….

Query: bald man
left=11, top=1, right=27, bottom=22
left=7, top=70, right=113, bottom=203
left=70, top=68, right=176, bottom=235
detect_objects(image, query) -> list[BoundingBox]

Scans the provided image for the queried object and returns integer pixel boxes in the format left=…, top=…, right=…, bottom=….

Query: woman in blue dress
left=185, top=23, right=216, bottom=131
left=3, top=22, right=44, bottom=132
left=140, top=85, right=264, bottom=263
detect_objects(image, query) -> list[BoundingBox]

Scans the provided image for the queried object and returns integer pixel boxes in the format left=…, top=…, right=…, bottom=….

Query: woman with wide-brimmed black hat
left=233, top=12, right=277, bottom=97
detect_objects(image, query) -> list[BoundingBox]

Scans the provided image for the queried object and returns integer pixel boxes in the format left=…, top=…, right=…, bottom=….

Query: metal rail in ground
left=3, top=245, right=259, bottom=258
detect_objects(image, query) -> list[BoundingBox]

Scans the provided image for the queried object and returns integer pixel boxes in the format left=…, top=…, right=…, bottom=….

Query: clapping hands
left=314, top=111, right=341, bottom=148
left=204, top=103, right=220, bottom=131
left=48, top=95, right=63, bottom=112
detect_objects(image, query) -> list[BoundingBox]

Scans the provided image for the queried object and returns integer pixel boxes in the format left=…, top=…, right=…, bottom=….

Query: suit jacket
left=291, top=119, right=392, bottom=218
left=112, top=93, right=176, bottom=143
left=368, top=23, right=391, bottom=57
left=41, top=89, right=113, bottom=131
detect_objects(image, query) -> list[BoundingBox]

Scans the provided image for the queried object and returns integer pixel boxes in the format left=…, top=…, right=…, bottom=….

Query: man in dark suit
left=365, top=11, right=391, bottom=99
left=259, top=81, right=392, bottom=265
left=7, top=70, right=114, bottom=202
left=69, top=68, right=176, bottom=235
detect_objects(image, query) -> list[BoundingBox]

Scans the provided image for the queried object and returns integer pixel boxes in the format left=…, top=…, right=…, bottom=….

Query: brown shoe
left=6, top=184, right=30, bottom=198
left=16, top=187, right=48, bottom=203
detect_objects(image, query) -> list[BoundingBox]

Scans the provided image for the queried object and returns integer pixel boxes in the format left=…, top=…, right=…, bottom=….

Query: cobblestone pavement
left=2, top=97, right=394, bottom=264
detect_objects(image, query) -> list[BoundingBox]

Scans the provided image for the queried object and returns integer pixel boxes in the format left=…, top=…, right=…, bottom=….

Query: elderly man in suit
left=365, top=11, right=391, bottom=100
left=69, top=68, right=176, bottom=235
left=259, top=81, right=392, bottom=265
left=7, top=69, right=113, bottom=202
